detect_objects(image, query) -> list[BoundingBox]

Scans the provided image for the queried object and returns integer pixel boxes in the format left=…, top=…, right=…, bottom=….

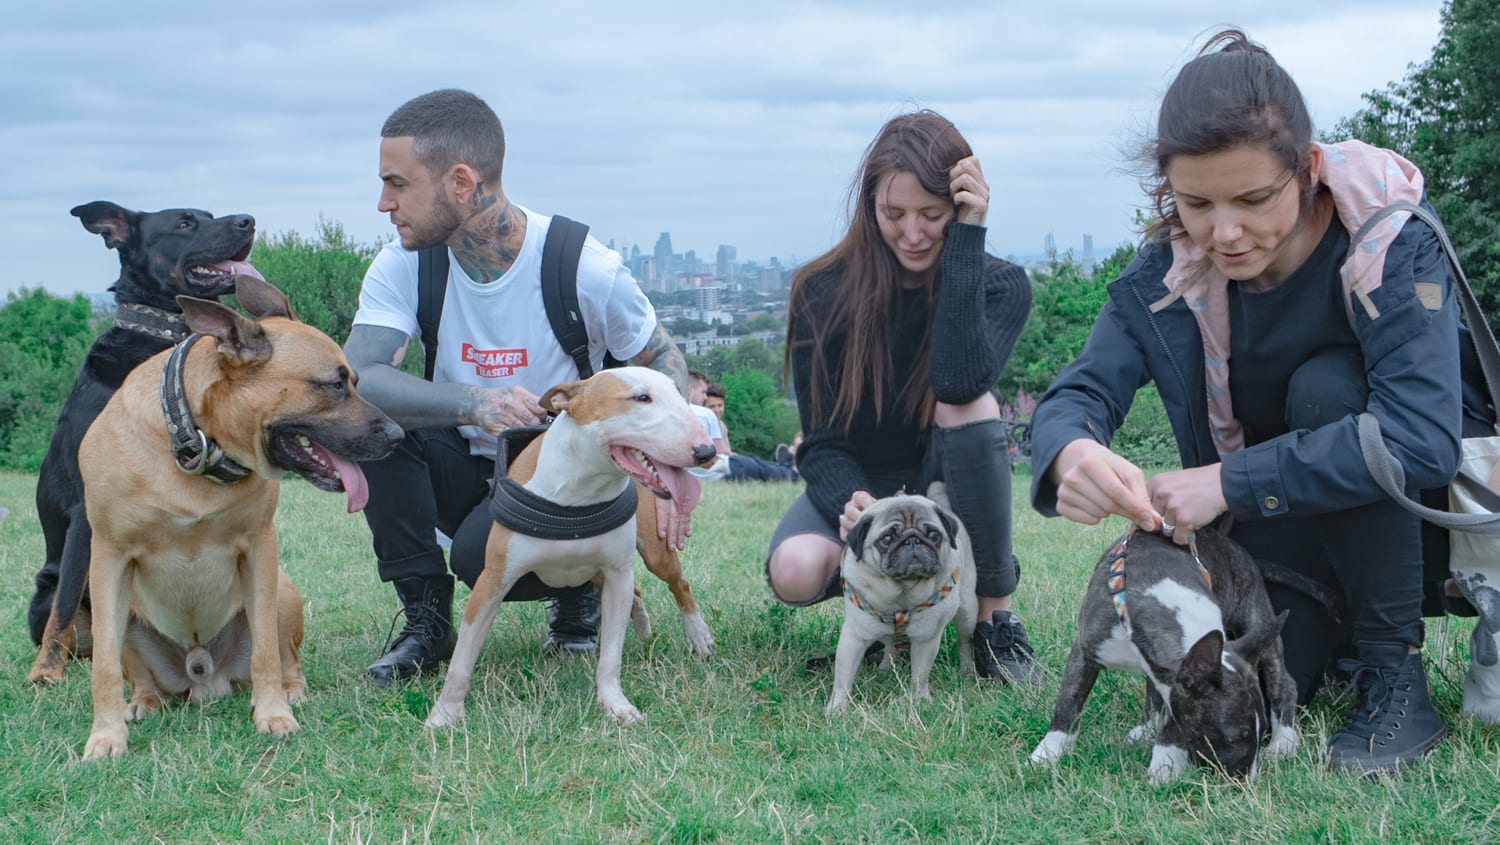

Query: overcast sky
left=1, top=1, right=1445, bottom=298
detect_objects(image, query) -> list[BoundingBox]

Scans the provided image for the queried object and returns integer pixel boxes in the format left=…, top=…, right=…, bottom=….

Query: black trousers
left=358, top=427, right=584, bottom=601
left=1228, top=347, right=1437, bottom=702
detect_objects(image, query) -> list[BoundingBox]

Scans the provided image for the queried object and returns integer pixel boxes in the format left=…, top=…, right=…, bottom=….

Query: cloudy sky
left=2, top=1, right=1445, bottom=298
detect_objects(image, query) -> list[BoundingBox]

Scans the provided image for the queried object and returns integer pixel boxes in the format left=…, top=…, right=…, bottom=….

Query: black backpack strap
left=540, top=215, right=595, bottom=378
left=416, top=245, right=450, bottom=381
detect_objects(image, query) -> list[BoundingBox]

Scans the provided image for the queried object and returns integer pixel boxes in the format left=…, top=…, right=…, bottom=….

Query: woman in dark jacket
left=767, top=110, right=1037, bottom=683
left=1030, top=29, right=1467, bottom=774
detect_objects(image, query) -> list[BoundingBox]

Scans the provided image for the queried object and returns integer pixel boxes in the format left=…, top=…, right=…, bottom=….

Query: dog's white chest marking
left=504, top=525, right=637, bottom=587
left=132, top=547, right=242, bottom=647
left=1143, top=579, right=1223, bottom=660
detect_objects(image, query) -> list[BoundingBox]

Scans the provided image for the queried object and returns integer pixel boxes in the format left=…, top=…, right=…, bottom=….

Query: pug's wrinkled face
left=847, top=497, right=961, bottom=581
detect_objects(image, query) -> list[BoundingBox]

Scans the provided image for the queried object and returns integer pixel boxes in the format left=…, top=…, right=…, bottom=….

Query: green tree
left=999, top=244, right=1136, bottom=402
left=1330, top=0, right=1500, bottom=310
left=0, top=289, right=106, bottom=470
left=669, top=317, right=711, bottom=336
left=248, top=217, right=382, bottom=347
left=721, top=369, right=799, bottom=459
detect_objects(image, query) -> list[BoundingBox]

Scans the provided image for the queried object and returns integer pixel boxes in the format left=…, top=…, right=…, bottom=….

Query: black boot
left=975, top=609, right=1043, bottom=685
left=542, top=584, right=601, bottom=655
left=930, top=419, right=1039, bottom=685
left=367, top=575, right=456, bottom=686
left=1327, top=644, right=1446, bottom=774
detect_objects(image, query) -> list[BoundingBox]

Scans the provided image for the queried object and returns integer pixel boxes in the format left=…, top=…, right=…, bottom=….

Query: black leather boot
left=542, top=584, right=601, bottom=655
left=1327, top=643, right=1446, bottom=774
left=367, top=575, right=456, bottom=685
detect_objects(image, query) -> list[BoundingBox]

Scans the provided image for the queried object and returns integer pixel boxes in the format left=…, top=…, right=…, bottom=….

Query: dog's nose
left=692, top=444, right=717, bottom=466
left=230, top=214, right=255, bottom=230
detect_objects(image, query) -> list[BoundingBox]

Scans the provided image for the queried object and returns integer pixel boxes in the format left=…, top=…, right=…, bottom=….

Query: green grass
left=0, top=471, right=1496, bottom=843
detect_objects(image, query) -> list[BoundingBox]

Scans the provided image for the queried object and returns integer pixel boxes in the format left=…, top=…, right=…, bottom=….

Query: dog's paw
left=1267, top=723, right=1300, bottom=757
left=825, top=695, right=850, bottom=716
left=1147, top=744, right=1190, bottom=786
left=1028, top=731, right=1073, bottom=766
left=600, top=696, right=644, bottom=725
left=283, top=679, right=308, bottom=706
left=82, top=728, right=128, bottom=762
left=254, top=708, right=299, bottom=738
left=425, top=701, right=466, bottom=729
left=681, top=612, right=714, bottom=658
left=125, top=695, right=162, bottom=723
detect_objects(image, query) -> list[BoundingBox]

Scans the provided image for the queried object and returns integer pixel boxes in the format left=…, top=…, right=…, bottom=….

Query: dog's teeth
left=296, top=435, right=311, bottom=447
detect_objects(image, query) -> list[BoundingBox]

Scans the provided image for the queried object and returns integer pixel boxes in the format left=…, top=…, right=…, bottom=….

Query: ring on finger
left=1161, top=520, right=1175, bottom=537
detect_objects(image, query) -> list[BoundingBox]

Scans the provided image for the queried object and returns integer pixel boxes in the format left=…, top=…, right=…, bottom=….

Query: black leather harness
left=487, top=424, right=638, bottom=540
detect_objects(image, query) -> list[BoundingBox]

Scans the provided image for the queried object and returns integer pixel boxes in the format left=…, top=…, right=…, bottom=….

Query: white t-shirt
left=686, top=404, right=730, bottom=480
left=353, top=205, right=657, bottom=458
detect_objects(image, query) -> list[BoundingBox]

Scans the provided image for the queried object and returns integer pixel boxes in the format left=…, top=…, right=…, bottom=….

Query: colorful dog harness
left=1107, top=529, right=1213, bottom=627
left=843, top=566, right=962, bottom=644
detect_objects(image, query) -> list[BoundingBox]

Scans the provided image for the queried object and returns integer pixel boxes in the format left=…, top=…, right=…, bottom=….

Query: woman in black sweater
left=767, top=110, right=1037, bottom=681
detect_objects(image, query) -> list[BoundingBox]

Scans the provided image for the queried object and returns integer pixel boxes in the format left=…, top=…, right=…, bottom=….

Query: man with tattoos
left=345, top=89, right=690, bottom=685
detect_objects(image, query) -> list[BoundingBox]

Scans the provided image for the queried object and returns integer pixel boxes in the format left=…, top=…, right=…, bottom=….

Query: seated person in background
left=687, top=372, right=798, bottom=483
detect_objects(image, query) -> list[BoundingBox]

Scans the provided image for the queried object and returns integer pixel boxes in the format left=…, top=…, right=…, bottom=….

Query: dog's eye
left=176, top=214, right=195, bottom=229
left=632, top=393, right=652, bottom=403
left=925, top=528, right=943, bottom=543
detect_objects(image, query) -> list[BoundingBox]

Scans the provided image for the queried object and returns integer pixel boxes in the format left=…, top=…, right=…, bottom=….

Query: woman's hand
left=839, top=490, right=877, bottom=541
left=1146, top=464, right=1227, bottom=546
left=1051, top=439, right=1159, bottom=532
left=949, top=155, right=989, bottom=227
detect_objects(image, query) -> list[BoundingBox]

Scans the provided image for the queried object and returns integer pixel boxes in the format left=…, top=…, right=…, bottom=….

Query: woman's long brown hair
left=785, top=110, right=972, bottom=432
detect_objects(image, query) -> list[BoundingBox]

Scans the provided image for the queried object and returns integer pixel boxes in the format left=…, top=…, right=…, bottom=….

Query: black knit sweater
left=790, top=223, right=1032, bottom=526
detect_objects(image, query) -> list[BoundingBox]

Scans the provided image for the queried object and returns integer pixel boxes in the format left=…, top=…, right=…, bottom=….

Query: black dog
left=26, top=201, right=258, bottom=684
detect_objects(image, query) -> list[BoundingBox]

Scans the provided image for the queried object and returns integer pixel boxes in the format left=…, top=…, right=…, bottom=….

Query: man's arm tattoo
left=631, top=321, right=688, bottom=393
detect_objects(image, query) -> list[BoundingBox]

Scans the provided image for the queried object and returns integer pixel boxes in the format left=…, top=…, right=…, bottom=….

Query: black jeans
left=1228, top=347, right=1430, bottom=702
left=358, top=427, right=582, bottom=601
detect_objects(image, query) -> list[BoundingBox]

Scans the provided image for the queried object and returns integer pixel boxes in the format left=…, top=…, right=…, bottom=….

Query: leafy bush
left=0, top=289, right=106, bottom=470
left=1112, top=384, right=1179, bottom=470
left=721, top=369, right=800, bottom=459
left=245, top=217, right=382, bottom=347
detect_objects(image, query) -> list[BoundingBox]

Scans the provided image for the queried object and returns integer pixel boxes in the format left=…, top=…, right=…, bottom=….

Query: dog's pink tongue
left=210, top=260, right=264, bottom=283
left=330, top=453, right=369, bottom=513
left=657, top=465, right=702, bottom=515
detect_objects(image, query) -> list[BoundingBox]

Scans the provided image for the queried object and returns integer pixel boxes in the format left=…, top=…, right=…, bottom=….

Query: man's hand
left=1051, top=439, right=1159, bottom=532
left=467, top=385, right=546, bottom=435
left=838, top=490, right=877, bottom=541
left=655, top=494, right=691, bottom=551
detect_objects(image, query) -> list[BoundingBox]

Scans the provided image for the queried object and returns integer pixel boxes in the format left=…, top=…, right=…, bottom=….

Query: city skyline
left=1, top=2, right=1444, bottom=299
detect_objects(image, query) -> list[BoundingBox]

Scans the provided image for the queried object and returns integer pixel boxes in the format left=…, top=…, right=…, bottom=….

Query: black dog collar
left=116, top=302, right=190, bottom=342
left=489, top=476, right=638, bottom=540
left=159, top=333, right=251, bottom=484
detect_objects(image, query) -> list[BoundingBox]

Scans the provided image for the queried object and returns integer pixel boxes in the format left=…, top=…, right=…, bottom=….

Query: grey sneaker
left=975, top=610, right=1043, bottom=685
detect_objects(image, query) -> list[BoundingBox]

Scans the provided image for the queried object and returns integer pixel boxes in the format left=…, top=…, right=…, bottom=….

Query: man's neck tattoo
left=454, top=194, right=523, bottom=284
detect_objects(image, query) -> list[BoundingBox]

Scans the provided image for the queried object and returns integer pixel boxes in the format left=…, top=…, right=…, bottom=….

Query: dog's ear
left=1227, top=609, right=1289, bottom=665
left=233, top=275, right=297, bottom=322
left=71, top=201, right=136, bottom=250
left=177, top=295, right=273, bottom=367
left=540, top=380, right=587, bottom=414
left=846, top=510, right=878, bottom=561
left=935, top=506, right=961, bottom=549
left=1177, top=629, right=1224, bottom=695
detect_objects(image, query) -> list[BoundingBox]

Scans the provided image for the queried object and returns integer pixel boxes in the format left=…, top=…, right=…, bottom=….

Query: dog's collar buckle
left=159, top=334, right=252, bottom=485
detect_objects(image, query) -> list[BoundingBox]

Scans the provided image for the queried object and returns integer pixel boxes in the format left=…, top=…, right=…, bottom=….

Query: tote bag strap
left=1356, top=201, right=1500, bottom=534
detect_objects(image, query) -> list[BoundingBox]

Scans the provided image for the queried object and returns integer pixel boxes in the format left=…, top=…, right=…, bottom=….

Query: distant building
left=654, top=232, right=674, bottom=280
left=715, top=244, right=736, bottom=282
left=757, top=266, right=781, bottom=293
left=696, top=285, right=722, bottom=311
left=1044, top=232, right=1057, bottom=258
left=1082, top=233, right=1095, bottom=269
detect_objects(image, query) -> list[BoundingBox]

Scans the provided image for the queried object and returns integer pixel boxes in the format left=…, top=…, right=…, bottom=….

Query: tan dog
left=827, top=490, right=978, bottom=714
left=78, top=276, right=403, bottom=761
left=426, top=367, right=716, bottom=727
